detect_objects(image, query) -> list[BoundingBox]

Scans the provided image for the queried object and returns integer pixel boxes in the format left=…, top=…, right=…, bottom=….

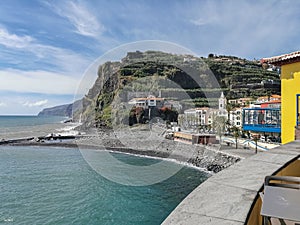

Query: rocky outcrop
left=37, top=99, right=82, bottom=118
left=38, top=103, right=73, bottom=117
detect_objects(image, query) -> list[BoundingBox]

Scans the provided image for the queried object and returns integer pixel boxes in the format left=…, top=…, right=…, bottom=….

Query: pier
left=0, top=134, right=77, bottom=145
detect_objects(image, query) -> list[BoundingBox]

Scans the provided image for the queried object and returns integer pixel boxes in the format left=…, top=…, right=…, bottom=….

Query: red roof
left=260, top=100, right=281, bottom=108
left=261, top=51, right=300, bottom=66
left=264, top=100, right=281, bottom=104
left=132, top=97, right=164, bottom=101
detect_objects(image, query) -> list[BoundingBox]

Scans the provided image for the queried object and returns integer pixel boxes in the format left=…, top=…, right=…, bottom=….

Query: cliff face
left=78, top=52, right=213, bottom=128
left=75, top=61, right=121, bottom=128
left=37, top=100, right=82, bottom=118
left=38, top=103, right=73, bottom=117
left=39, top=51, right=280, bottom=127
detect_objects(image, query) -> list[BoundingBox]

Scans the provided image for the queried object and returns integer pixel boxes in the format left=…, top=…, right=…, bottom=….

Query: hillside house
left=128, top=95, right=164, bottom=109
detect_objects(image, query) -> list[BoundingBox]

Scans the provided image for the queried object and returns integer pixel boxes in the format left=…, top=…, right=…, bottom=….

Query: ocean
left=0, top=116, right=209, bottom=224
left=0, top=115, right=66, bottom=128
left=0, top=116, right=72, bottom=140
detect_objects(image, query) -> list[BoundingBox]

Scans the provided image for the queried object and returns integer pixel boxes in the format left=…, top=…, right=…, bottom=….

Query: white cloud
left=23, top=99, right=48, bottom=107
left=0, top=69, right=81, bottom=95
left=190, top=18, right=209, bottom=26
left=0, top=24, right=91, bottom=75
left=189, top=15, right=218, bottom=27
left=0, top=27, right=34, bottom=48
left=0, top=102, right=7, bottom=107
left=30, top=43, right=91, bottom=75
left=0, top=94, right=75, bottom=115
left=50, top=1, right=105, bottom=38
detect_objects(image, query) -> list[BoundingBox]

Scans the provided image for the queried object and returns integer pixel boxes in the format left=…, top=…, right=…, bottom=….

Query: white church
left=218, top=92, right=228, bottom=119
left=182, top=92, right=229, bottom=128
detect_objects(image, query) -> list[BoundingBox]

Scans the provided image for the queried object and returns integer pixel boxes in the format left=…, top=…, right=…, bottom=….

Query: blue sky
left=0, top=0, right=300, bottom=115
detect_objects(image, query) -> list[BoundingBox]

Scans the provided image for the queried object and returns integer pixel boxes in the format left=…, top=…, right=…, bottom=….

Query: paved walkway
left=220, top=145, right=257, bottom=159
left=162, top=140, right=300, bottom=225
left=222, top=137, right=280, bottom=151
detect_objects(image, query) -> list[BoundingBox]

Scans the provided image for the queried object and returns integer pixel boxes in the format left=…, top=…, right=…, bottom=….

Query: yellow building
left=262, top=51, right=300, bottom=144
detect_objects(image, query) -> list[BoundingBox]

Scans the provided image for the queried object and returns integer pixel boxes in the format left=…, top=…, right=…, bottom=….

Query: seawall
left=162, top=140, right=300, bottom=224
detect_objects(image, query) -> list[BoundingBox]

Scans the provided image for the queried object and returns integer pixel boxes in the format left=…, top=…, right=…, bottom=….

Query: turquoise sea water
left=0, top=116, right=209, bottom=224
left=0, top=115, right=66, bottom=128
left=0, top=146, right=209, bottom=225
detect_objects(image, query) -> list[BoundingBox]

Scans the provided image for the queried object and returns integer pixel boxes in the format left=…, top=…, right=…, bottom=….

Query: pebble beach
left=0, top=121, right=254, bottom=173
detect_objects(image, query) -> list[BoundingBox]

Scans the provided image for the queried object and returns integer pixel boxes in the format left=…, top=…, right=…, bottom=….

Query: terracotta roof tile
left=261, top=51, right=300, bottom=65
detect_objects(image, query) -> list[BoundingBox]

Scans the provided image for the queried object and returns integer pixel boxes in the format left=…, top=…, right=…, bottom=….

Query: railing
left=261, top=175, right=300, bottom=224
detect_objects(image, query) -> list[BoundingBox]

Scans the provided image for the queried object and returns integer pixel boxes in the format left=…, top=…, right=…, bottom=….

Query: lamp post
left=149, top=107, right=152, bottom=130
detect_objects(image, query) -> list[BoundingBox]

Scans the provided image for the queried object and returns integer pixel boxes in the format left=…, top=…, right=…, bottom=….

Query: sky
left=0, top=0, right=300, bottom=115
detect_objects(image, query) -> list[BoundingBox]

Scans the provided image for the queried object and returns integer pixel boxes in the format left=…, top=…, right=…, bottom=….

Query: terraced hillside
left=76, top=51, right=280, bottom=128
left=40, top=51, right=280, bottom=128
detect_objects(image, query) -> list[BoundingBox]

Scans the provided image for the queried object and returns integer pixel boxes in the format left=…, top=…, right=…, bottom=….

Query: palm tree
left=266, top=90, right=272, bottom=101
left=212, top=115, right=226, bottom=143
left=253, top=136, right=259, bottom=154
left=232, top=126, right=240, bottom=149
left=226, top=101, right=234, bottom=128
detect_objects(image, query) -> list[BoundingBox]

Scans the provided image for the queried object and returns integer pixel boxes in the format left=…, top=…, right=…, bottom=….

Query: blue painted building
left=242, top=108, right=281, bottom=133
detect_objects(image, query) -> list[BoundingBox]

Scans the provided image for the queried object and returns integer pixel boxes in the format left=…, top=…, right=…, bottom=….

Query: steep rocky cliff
left=39, top=51, right=280, bottom=128
left=38, top=100, right=82, bottom=118
left=38, top=103, right=73, bottom=117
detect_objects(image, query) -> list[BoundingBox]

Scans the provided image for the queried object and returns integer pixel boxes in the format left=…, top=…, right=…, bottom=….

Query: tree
left=253, top=136, right=259, bottom=154
left=226, top=101, right=234, bottom=128
left=231, top=126, right=240, bottom=149
left=207, top=124, right=212, bottom=132
left=159, top=107, right=178, bottom=123
left=135, top=107, right=145, bottom=123
left=266, top=90, right=272, bottom=101
left=212, top=115, right=226, bottom=142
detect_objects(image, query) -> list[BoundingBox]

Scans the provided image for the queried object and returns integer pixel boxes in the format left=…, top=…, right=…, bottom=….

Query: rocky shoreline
left=4, top=125, right=243, bottom=173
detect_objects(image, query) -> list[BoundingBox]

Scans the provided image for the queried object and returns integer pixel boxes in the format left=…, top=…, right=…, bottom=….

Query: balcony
left=243, top=108, right=281, bottom=133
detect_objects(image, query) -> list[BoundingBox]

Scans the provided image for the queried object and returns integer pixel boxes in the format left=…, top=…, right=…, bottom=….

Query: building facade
left=128, top=95, right=164, bottom=109
left=262, top=51, right=300, bottom=144
left=182, top=107, right=211, bottom=127
left=228, top=97, right=253, bottom=107
left=181, top=92, right=228, bottom=129
left=229, top=108, right=243, bottom=128
left=256, top=95, right=281, bottom=104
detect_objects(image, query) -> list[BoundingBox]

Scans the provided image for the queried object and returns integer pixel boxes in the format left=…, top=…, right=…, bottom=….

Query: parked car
left=267, top=136, right=276, bottom=143
left=260, top=136, right=266, bottom=142
left=267, top=136, right=281, bottom=143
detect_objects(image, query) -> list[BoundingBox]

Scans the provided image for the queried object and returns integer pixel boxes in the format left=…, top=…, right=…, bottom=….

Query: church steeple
left=219, top=92, right=226, bottom=111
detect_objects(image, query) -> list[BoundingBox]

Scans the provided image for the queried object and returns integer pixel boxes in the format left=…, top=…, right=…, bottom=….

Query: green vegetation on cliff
left=70, top=51, right=280, bottom=128
left=203, top=55, right=280, bottom=99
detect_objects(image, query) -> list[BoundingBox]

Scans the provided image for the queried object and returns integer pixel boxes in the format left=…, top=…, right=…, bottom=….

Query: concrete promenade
left=162, top=140, right=300, bottom=224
